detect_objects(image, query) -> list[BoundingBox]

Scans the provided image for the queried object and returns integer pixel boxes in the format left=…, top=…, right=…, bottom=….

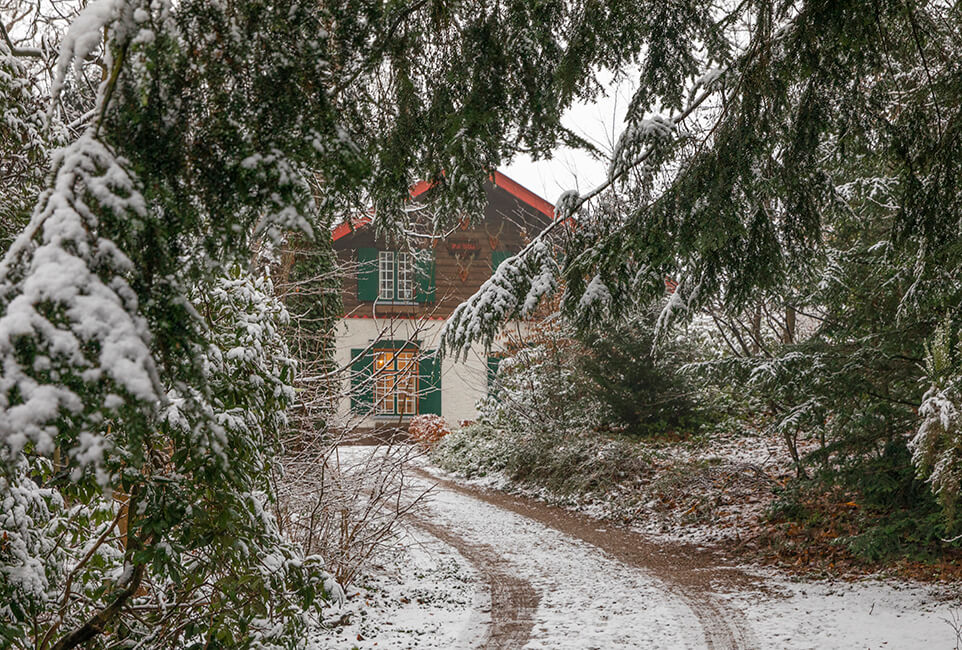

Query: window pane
left=378, top=251, right=394, bottom=300
left=397, top=252, right=414, bottom=301
left=396, top=351, right=418, bottom=414
left=372, top=348, right=419, bottom=416
left=373, top=351, right=395, bottom=414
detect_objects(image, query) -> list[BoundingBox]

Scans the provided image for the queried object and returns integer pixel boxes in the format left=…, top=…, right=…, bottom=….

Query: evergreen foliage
left=0, top=41, right=55, bottom=248
left=439, top=0, right=962, bottom=540
left=277, top=232, right=343, bottom=437
left=913, top=321, right=962, bottom=521
left=578, top=314, right=702, bottom=437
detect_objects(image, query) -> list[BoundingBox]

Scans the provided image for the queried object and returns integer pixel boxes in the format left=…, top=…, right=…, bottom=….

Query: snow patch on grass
left=720, top=570, right=962, bottom=649
left=318, top=525, right=486, bottom=649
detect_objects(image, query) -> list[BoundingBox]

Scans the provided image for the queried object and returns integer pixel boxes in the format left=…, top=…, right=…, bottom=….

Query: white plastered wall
left=335, top=317, right=497, bottom=427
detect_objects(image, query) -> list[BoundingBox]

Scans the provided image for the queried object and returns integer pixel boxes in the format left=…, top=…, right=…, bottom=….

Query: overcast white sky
left=500, top=72, right=637, bottom=205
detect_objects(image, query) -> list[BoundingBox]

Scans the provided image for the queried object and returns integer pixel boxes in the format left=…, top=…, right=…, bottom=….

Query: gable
left=334, top=173, right=554, bottom=319
left=332, top=171, right=554, bottom=243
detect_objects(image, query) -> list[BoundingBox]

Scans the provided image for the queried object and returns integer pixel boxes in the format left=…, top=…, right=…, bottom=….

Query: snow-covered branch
left=0, top=23, right=43, bottom=58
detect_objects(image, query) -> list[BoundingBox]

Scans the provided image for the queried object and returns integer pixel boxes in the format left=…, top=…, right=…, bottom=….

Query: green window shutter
left=357, top=248, right=379, bottom=301
left=350, top=348, right=374, bottom=414
left=418, top=350, right=442, bottom=415
left=492, top=250, right=512, bottom=273
left=415, top=251, right=436, bottom=303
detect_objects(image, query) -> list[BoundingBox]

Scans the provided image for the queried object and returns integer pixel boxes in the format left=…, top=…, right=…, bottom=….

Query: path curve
left=414, top=468, right=758, bottom=649
left=413, top=518, right=541, bottom=649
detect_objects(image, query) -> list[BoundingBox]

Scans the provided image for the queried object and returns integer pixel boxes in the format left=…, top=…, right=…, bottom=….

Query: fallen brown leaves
left=743, top=488, right=962, bottom=582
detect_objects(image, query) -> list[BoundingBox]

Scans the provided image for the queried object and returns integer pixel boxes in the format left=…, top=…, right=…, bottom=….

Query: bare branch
left=0, top=22, right=42, bottom=58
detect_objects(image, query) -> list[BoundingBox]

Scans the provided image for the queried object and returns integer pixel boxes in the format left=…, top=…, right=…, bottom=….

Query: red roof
left=490, top=171, right=555, bottom=218
left=332, top=171, right=555, bottom=241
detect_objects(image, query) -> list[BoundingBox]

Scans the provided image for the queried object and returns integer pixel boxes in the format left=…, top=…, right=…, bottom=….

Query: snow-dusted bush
left=432, top=421, right=514, bottom=479
left=435, top=317, right=652, bottom=498
left=477, top=306, right=705, bottom=442
left=479, top=313, right=602, bottom=438
left=433, top=420, right=650, bottom=501
left=579, top=316, right=706, bottom=437
left=0, top=41, right=57, bottom=248
left=0, top=262, right=340, bottom=648
left=0, top=1, right=351, bottom=645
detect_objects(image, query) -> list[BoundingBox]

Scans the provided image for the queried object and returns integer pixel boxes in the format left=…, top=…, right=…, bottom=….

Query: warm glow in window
left=373, top=349, right=418, bottom=415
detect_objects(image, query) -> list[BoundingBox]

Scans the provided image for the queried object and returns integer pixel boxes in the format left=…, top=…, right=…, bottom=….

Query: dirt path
left=413, top=468, right=759, bottom=649
left=413, top=519, right=541, bottom=649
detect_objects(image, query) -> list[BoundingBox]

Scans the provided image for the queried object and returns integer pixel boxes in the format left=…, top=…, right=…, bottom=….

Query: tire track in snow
left=413, top=518, right=540, bottom=649
left=415, top=468, right=758, bottom=649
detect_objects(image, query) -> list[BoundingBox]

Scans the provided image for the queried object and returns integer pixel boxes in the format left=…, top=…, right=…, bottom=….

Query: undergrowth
left=437, top=301, right=962, bottom=575
left=763, top=440, right=962, bottom=571
left=432, top=422, right=650, bottom=499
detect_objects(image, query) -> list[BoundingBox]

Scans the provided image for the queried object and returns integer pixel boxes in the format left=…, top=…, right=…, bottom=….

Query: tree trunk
left=783, top=305, right=796, bottom=343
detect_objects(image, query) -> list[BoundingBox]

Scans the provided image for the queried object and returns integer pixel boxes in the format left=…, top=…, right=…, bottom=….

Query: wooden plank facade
left=334, top=174, right=554, bottom=320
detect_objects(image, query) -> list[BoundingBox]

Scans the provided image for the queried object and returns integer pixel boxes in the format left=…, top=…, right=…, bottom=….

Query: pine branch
left=330, top=0, right=430, bottom=98
left=902, top=0, right=944, bottom=141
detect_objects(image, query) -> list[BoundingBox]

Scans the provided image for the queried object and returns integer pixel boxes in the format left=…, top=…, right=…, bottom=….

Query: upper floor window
left=378, top=251, right=395, bottom=299
left=358, top=248, right=434, bottom=303
left=377, top=251, right=415, bottom=300
left=397, top=252, right=414, bottom=300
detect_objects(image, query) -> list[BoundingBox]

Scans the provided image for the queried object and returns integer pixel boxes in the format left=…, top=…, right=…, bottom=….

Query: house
left=333, top=171, right=554, bottom=429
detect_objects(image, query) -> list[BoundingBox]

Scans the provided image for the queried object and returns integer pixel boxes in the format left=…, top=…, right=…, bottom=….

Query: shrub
left=578, top=315, right=705, bottom=437
left=432, top=421, right=512, bottom=478
left=480, top=316, right=601, bottom=441
left=408, top=414, right=452, bottom=448
left=433, top=421, right=650, bottom=501
left=765, top=441, right=958, bottom=564
left=480, top=300, right=708, bottom=443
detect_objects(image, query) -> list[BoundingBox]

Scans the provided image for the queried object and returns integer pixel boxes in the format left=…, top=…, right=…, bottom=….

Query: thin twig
left=0, top=22, right=43, bottom=58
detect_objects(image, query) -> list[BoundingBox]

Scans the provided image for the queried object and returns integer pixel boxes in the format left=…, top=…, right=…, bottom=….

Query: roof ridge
left=332, top=172, right=555, bottom=241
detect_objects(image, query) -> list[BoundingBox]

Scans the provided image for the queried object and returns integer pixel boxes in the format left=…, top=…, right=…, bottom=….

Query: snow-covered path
left=329, top=447, right=961, bottom=649
left=408, top=468, right=755, bottom=649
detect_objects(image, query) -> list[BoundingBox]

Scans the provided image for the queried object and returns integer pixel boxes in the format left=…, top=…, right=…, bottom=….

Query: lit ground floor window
left=373, top=348, right=418, bottom=415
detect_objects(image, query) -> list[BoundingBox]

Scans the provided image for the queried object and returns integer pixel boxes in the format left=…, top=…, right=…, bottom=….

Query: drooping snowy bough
left=912, top=323, right=962, bottom=521
left=0, top=135, right=160, bottom=473
left=442, top=238, right=560, bottom=358
left=440, top=69, right=723, bottom=358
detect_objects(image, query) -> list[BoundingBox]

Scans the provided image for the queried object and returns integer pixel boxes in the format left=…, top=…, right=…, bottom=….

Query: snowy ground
left=323, top=446, right=962, bottom=649
left=320, top=525, right=487, bottom=649
left=418, top=477, right=708, bottom=649
left=723, top=576, right=961, bottom=650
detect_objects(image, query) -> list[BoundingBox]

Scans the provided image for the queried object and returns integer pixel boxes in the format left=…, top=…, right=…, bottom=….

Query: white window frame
left=397, top=252, right=414, bottom=301
left=378, top=251, right=395, bottom=300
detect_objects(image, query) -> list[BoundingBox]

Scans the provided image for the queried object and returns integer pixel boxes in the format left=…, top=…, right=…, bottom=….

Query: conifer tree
left=1, top=0, right=698, bottom=645
left=441, top=0, right=962, bottom=530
